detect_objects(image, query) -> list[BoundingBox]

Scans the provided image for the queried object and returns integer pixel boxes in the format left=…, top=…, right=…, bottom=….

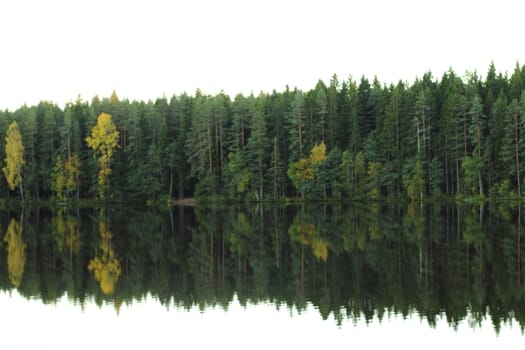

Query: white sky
left=0, top=0, right=524, bottom=111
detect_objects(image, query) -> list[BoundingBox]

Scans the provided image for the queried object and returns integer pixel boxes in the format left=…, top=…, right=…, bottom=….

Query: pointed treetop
left=110, top=89, right=119, bottom=104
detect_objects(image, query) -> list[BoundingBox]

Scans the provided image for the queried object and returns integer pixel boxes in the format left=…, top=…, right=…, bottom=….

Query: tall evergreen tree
left=501, top=98, right=524, bottom=196
left=246, top=95, right=269, bottom=200
left=288, top=90, right=306, bottom=162
left=466, top=94, right=486, bottom=195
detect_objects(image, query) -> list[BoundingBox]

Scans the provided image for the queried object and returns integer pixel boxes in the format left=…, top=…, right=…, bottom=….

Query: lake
left=0, top=202, right=523, bottom=348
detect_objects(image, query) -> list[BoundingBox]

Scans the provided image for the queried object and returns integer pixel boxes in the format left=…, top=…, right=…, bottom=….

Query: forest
left=1, top=62, right=525, bottom=202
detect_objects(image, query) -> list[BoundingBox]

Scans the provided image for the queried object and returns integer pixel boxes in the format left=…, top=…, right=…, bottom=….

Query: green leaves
left=288, top=142, right=328, bottom=198
left=2, top=63, right=525, bottom=201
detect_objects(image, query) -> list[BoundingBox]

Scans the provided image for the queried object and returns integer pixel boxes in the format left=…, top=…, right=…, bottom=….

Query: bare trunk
left=416, top=119, right=421, bottom=155
left=258, top=156, right=263, bottom=200
left=516, top=112, right=521, bottom=196
left=456, top=159, right=460, bottom=195
left=298, top=111, right=303, bottom=158
left=477, top=126, right=483, bottom=196
left=215, top=116, right=219, bottom=171
left=178, top=170, right=184, bottom=199
left=219, top=115, right=224, bottom=173
left=422, top=113, right=427, bottom=157
left=445, top=154, right=449, bottom=194
left=463, top=112, right=468, bottom=157
left=169, top=169, right=174, bottom=198
left=519, top=204, right=522, bottom=286
left=321, top=113, right=325, bottom=142
left=207, top=125, right=212, bottom=173
left=241, top=111, right=245, bottom=148
left=478, top=173, right=483, bottom=196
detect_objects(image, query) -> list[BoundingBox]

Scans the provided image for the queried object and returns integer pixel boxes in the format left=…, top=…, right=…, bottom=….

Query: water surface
left=0, top=203, right=523, bottom=348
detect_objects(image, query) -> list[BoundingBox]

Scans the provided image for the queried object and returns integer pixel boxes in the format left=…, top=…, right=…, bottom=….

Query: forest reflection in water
left=0, top=202, right=524, bottom=334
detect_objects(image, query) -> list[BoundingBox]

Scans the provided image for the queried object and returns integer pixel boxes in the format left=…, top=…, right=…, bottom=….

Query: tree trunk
left=169, top=169, right=174, bottom=198
left=477, top=126, right=483, bottom=196
left=297, top=111, right=303, bottom=159
left=518, top=204, right=521, bottom=286
left=241, top=111, right=245, bottom=148
left=445, top=154, right=449, bottom=194
left=207, top=125, right=213, bottom=173
left=219, top=115, right=224, bottom=173
left=20, top=184, right=24, bottom=202
left=515, top=111, right=521, bottom=196
left=178, top=170, right=184, bottom=199
left=463, top=112, right=468, bottom=157
left=456, top=159, right=460, bottom=195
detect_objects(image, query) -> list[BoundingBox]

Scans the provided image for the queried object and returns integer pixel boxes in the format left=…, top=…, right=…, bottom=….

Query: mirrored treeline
left=0, top=203, right=523, bottom=332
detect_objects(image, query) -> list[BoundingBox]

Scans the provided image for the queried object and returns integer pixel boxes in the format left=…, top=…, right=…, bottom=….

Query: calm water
left=0, top=203, right=524, bottom=348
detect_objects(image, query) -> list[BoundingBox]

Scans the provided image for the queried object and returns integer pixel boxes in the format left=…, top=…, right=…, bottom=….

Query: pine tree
left=501, top=99, right=523, bottom=196
left=467, top=94, right=485, bottom=195
left=288, top=90, right=305, bottom=162
left=246, top=96, right=269, bottom=200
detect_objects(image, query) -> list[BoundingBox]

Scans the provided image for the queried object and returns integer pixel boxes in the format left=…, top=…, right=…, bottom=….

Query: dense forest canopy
left=2, top=62, right=525, bottom=201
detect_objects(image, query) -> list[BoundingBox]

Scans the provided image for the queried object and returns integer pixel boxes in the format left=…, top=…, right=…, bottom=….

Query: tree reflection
left=289, top=212, right=328, bottom=262
left=88, top=209, right=121, bottom=295
left=0, top=204, right=523, bottom=332
left=52, top=209, right=82, bottom=268
left=4, top=217, right=25, bottom=288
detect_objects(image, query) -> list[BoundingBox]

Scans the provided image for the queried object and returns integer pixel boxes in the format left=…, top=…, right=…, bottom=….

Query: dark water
left=0, top=202, right=524, bottom=348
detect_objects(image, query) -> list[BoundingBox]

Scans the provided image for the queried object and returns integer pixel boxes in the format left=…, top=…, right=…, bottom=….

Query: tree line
left=2, top=62, right=525, bottom=201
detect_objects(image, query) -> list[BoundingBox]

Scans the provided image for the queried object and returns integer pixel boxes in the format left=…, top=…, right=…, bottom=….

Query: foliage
left=461, top=156, right=484, bottom=195
left=86, top=113, right=119, bottom=199
left=0, top=204, right=525, bottom=331
left=1, top=63, right=525, bottom=201
left=403, top=159, right=425, bottom=202
left=288, top=142, right=328, bottom=198
left=52, top=154, right=81, bottom=200
left=288, top=215, right=328, bottom=262
left=88, top=210, right=121, bottom=295
left=52, top=209, right=81, bottom=255
left=4, top=218, right=25, bottom=287
left=3, top=122, right=25, bottom=198
left=224, top=151, right=250, bottom=198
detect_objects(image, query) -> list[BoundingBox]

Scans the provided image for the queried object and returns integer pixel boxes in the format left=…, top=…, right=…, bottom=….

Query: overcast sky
left=0, top=0, right=523, bottom=110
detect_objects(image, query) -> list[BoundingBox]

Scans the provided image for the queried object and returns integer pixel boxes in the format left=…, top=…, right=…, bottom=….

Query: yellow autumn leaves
left=52, top=154, right=81, bottom=200
left=88, top=210, right=121, bottom=295
left=2, top=122, right=25, bottom=199
left=3, top=210, right=120, bottom=295
left=289, top=218, right=329, bottom=263
left=288, top=142, right=327, bottom=196
left=4, top=219, right=26, bottom=287
left=86, top=112, right=119, bottom=199
left=1, top=112, right=118, bottom=201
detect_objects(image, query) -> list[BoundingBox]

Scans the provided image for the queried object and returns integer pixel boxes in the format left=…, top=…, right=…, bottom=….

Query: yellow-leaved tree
left=287, top=141, right=327, bottom=197
left=4, top=218, right=26, bottom=288
left=3, top=121, right=25, bottom=200
left=88, top=209, right=121, bottom=295
left=86, top=113, right=119, bottom=199
left=309, top=141, right=327, bottom=165
left=52, top=209, right=82, bottom=269
left=289, top=217, right=329, bottom=263
left=52, top=154, right=81, bottom=200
